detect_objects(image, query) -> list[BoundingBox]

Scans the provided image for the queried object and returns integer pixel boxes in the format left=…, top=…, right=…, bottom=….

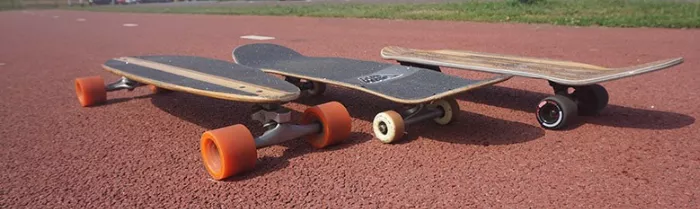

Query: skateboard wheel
left=428, top=98, right=460, bottom=125
left=300, top=101, right=352, bottom=148
left=200, top=124, right=257, bottom=180
left=572, top=84, right=609, bottom=116
left=536, top=95, right=577, bottom=130
left=148, top=85, right=171, bottom=94
left=74, top=76, right=107, bottom=107
left=284, top=77, right=325, bottom=97
left=372, top=110, right=405, bottom=144
left=307, top=82, right=326, bottom=96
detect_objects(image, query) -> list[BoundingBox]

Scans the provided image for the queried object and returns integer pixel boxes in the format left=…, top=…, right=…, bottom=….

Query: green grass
left=2, top=0, right=63, bottom=11
left=66, top=0, right=700, bottom=28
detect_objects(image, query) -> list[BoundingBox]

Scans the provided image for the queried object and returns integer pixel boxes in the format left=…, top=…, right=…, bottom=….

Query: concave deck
left=232, top=43, right=511, bottom=104
left=102, top=55, right=300, bottom=103
left=381, top=46, right=684, bottom=86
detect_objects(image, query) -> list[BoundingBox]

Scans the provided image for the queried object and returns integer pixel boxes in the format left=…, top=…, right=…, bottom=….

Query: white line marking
left=76, top=18, right=86, bottom=22
left=0, top=63, right=5, bottom=66
left=53, top=16, right=60, bottom=19
left=123, top=23, right=138, bottom=27
left=240, top=35, right=275, bottom=40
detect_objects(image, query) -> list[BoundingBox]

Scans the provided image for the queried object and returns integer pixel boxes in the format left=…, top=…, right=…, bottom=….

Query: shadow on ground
left=147, top=91, right=372, bottom=180
left=140, top=81, right=696, bottom=180
left=459, top=85, right=696, bottom=130
left=279, top=86, right=546, bottom=146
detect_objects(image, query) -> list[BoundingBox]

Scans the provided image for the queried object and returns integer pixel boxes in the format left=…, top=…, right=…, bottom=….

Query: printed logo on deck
left=358, top=74, right=402, bottom=84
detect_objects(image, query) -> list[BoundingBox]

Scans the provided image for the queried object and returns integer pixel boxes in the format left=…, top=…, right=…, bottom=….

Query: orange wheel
left=74, top=76, right=106, bottom=107
left=148, top=85, right=171, bottom=94
left=300, top=101, right=352, bottom=148
left=200, top=124, right=257, bottom=180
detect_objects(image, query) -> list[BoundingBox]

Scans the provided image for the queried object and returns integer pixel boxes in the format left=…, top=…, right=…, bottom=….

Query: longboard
left=380, top=46, right=685, bottom=130
left=380, top=46, right=684, bottom=86
left=73, top=55, right=353, bottom=181
left=232, top=43, right=512, bottom=144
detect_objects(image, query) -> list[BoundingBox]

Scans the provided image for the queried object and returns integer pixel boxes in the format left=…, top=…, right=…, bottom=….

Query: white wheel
left=428, top=98, right=460, bottom=125
left=372, top=110, right=405, bottom=144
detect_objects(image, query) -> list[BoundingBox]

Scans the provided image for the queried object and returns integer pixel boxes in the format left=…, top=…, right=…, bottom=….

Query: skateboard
left=380, top=46, right=684, bottom=130
left=232, top=43, right=512, bottom=144
left=74, top=55, right=353, bottom=180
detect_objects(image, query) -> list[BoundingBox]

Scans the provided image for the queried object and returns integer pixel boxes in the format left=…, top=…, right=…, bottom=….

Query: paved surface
left=1, top=10, right=698, bottom=208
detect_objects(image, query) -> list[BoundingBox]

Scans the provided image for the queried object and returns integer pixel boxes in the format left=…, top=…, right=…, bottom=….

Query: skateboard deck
left=232, top=43, right=512, bottom=104
left=102, top=55, right=301, bottom=103
left=380, top=46, right=684, bottom=86
left=75, top=55, right=353, bottom=181
left=381, top=46, right=685, bottom=130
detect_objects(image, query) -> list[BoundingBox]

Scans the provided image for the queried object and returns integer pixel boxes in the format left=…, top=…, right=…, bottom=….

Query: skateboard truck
left=73, top=75, right=171, bottom=108
left=251, top=103, right=292, bottom=125
left=105, top=76, right=146, bottom=92
left=248, top=103, right=321, bottom=148
left=372, top=97, right=460, bottom=144
left=200, top=101, right=352, bottom=180
left=401, top=104, right=445, bottom=125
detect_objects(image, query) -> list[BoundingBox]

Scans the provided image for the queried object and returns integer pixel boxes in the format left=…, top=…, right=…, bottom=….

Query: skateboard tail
left=232, top=43, right=304, bottom=66
left=583, top=57, right=684, bottom=85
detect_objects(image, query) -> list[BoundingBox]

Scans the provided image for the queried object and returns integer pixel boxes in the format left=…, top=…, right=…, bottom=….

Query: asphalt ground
left=1, top=10, right=698, bottom=208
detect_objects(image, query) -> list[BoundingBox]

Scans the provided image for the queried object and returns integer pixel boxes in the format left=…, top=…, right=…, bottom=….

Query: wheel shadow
left=222, top=131, right=373, bottom=182
left=459, top=85, right=696, bottom=130
left=147, top=91, right=372, bottom=181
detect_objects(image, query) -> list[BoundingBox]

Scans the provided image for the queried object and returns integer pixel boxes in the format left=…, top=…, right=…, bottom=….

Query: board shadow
left=396, top=110, right=545, bottom=146
left=458, top=85, right=696, bottom=130
left=147, top=91, right=372, bottom=180
left=82, top=94, right=153, bottom=106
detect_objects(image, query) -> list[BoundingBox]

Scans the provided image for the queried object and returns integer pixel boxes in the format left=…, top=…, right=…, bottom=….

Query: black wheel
left=397, top=61, right=441, bottom=72
left=307, top=81, right=326, bottom=96
left=536, top=95, right=577, bottom=130
left=572, top=84, right=609, bottom=116
left=284, top=77, right=325, bottom=97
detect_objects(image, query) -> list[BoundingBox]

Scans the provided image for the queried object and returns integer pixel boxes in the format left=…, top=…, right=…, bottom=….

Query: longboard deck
left=380, top=46, right=684, bottom=86
left=103, top=55, right=300, bottom=103
left=232, top=43, right=512, bottom=104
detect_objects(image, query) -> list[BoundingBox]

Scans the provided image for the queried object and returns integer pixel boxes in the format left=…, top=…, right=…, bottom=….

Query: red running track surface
left=1, top=10, right=699, bottom=208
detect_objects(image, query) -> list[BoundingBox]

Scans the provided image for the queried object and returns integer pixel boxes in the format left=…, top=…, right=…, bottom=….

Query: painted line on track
left=240, top=35, right=275, bottom=40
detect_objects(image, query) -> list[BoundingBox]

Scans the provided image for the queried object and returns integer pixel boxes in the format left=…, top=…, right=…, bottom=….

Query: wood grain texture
left=103, top=55, right=300, bottom=103
left=381, top=46, right=684, bottom=86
